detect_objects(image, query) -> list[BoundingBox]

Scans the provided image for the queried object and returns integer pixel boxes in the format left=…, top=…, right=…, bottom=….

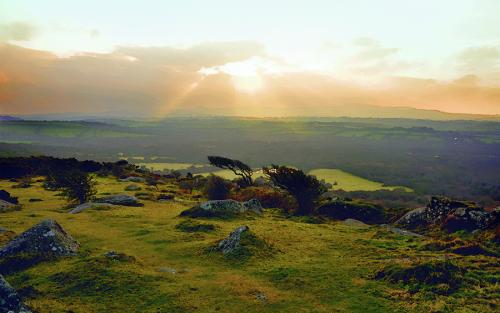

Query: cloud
left=0, top=22, right=37, bottom=42
left=1, top=42, right=499, bottom=117
left=455, top=45, right=500, bottom=85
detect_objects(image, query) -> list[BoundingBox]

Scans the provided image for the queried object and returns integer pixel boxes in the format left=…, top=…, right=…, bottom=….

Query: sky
left=0, top=0, right=499, bottom=117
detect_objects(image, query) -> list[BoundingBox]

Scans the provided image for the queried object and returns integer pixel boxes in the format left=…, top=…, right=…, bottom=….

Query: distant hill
left=0, top=115, right=22, bottom=121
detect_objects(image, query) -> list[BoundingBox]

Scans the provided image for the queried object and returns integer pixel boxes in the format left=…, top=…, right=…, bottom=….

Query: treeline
left=0, top=156, right=128, bottom=179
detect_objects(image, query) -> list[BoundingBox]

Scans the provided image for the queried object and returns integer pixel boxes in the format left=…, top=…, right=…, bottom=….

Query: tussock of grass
left=375, top=260, right=464, bottom=295
left=175, top=219, right=216, bottom=232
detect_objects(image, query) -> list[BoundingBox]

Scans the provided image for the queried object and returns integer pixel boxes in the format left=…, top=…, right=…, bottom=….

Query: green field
left=309, top=169, right=412, bottom=192
left=0, top=177, right=495, bottom=312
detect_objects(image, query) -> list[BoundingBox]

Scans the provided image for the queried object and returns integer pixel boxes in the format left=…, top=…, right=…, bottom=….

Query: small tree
left=204, top=175, right=230, bottom=200
left=207, top=156, right=253, bottom=186
left=263, top=165, right=326, bottom=215
left=51, top=169, right=96, bottom=204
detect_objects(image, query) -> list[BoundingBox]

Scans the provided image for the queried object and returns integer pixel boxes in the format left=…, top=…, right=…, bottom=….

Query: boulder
left=95, top=194, right=143, bottom=207
left=216, top=225, right=249, bottom=255
left=124, top=184, right=142, bottom=191
left=200, top=199, right=263, bottom=215
left=0, top=199, right=20, bottom=213
left=0, top=275, right=32, bottom=313
left=69, top=202, right=117, bottom=214
left=0, top=190, right=18, bottom=204
left=0, top=219, right=78, bottom=274
left=395, top=197, right=497, bottom=232
left=119, top=177, right=145, bottom=183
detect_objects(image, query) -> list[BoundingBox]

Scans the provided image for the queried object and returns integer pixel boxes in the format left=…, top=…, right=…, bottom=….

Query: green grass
left=0, top=177, right=496, bottom=312
left=309, top=168, right=412, bottom=191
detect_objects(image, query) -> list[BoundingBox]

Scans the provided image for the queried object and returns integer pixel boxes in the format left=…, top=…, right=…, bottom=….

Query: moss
left=175, top=220, right=216, bottom=232
left=375, top=260, right=465, bottom=295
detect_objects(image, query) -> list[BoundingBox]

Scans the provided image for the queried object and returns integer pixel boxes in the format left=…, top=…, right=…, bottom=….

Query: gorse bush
left=204, top=175, right=230, bottom=200
left=230, top=186, right=296, bottom=212
left=47, top=169, right=96, bottom=204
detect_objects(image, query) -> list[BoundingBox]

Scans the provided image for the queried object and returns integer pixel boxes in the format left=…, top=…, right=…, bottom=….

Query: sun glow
left=199, top=56, right=281, bottom=93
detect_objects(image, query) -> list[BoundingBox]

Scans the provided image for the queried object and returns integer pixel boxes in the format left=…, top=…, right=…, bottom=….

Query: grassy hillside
left=0, top=177, right=497, bottom=312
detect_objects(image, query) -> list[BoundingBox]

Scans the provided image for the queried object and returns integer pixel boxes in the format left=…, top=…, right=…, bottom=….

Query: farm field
left=309, top=169, right=412, bottom=192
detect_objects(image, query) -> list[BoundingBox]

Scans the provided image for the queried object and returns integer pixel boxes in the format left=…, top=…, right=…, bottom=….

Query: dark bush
left=316, top=199, right=386, bottom=224
left=204, top=175, right=230, bottom=200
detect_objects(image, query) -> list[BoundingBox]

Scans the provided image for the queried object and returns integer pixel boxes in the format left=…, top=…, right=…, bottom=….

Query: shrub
left=204, top=175, right=230, bottom=200
left=230, top=186, right=296, bottom=212
left=49, top=169, right=96, bottom=204
left=316, top=199, right=386, bottom=224
left=178, top=180, right=194, bottom=193
left=263, top=165, right=326, bottom=215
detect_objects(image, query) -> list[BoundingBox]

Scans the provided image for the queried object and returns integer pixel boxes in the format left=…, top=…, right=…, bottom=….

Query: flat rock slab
left=343, top=219, right=370, bottom=228
left=119, top=177, right=145, bottom=183
left=124, top=184, right=142, bottom=191
left=0, top=275, right=32, bottom=313
left=383, top=225, right=425, bottom=238
left=0, top=219, right=78, bottom=273
left=95, top=194, right=143, bottom=207
left=69, top=202, right=118, bottom=214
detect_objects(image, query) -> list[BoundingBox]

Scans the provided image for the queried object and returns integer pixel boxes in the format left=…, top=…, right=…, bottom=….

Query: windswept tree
left=263, top=165, right=326, bottom=215
left=207, top=156, right=253, bottom=186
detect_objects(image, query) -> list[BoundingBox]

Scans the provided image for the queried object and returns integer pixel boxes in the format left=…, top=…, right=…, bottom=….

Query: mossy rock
left=374, top=260, right=464, bottom=295
left=179, top=206, right=238, bottom=219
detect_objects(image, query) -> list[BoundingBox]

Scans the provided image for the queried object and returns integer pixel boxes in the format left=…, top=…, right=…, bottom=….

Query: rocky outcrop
left=95, top=194, right=143, bottom=207
left=199, top=199, right=263, bottom=215
left=0, top=219, right=78, bottom=274
left=119, top=177, right=145, bottom=183
left=69, top=202, right=117, bottom=214
left=0, top=275, right=32, bottom=313
left=181, top=199, right=263, bottom=218
left=124, top=184, right=142, bottom=191
left=395, top=197, right=497, bottom=232
left=216, top=225, right=249, bottom=255
left=442, top=207, right=498, bottom=233
left=0, top=190, right=18, bottom=204
left=0, top=199, right=20, bottom=213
